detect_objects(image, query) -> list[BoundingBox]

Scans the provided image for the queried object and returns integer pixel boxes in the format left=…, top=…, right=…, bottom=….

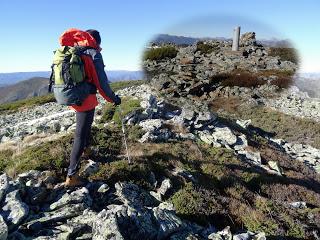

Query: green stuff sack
left=49, top=46, right=93, bottom=106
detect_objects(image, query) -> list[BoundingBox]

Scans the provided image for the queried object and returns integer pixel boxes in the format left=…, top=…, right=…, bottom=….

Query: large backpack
left=48, top=46, right=95, bottom=106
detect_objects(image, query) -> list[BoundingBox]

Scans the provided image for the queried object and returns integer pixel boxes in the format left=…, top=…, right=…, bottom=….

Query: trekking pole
left=118, top=105, right=132, bottom=164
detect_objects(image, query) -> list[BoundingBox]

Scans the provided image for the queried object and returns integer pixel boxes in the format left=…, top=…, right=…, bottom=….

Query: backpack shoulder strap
left=48, top=64, right=55, bottom=93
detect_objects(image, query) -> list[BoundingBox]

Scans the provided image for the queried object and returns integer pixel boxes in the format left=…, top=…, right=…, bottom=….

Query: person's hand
left=114, top=95, right=121, bottom=105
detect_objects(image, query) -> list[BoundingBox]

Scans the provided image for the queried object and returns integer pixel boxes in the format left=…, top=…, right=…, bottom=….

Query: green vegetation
left=0, top=94, right=56, bottom=114
left=127, top=125, right=145, bottom=141
left=268, top=47, right=299, bottom=64
left=90, top=125, right=123, bottom=161
left=109, top=80, right=146, bottom=92
left=0, top=80, right=145, bottom=115
left=99, top=97, right=142, bottom=125
left=143, top=46, right=178, bottom=61
left=89, top=160, right=153, bottom=189
left=210, top=99, right=320, bottom=149
left=0, top=123, right=319, bottom=237
left=171, top=183, right=224, bottom=225
left=0, top=84, right=319, bottom=238
left=0, top=149, right=14, bottom=173
left=196, top=41, right=219, bottom=54
left=3, top=134, right=73, bottom=177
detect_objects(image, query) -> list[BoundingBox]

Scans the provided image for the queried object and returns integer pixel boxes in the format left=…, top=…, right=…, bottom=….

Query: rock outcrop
left=0, top=82, right=319, bottom=238
left=117, top=85, right=320, bottom=174
left=0, top=172, right=267, bottom=239
left=143, top=33, right=297, bottom=104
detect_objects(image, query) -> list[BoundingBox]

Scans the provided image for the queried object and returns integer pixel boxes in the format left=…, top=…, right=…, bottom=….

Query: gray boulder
left=80, top=160, right=100, bottom=178
left=50, top=187, right=92, bottom=211
left=24, top=203, right=86, bottom=233
left=0, top=215, right=8, bottom=240
left=93, top=204, right=158, bottom=240
left=1, top=190, right=29, bottom=230
left=153, top=202, right=184, bottom=239
left=240, top=32, right=257, bottom=47
left=158, top=179, right=172, bottom=196
left=115, top=182, right=158, bottom=208
left=0, top=173, right=9, bottom=202
left=211, top=127, right=238, bottom=146
left=208, top=226, right=232, bottom=240
left=233, top=231, right=266, bottom=240
left=139, top=119, right=163, bottom=132
left=238, top=150, right=261, bottom=165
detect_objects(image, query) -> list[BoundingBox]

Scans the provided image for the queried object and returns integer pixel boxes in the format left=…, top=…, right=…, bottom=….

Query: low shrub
left=0, top=149, right=14, bottom=173
left=100, top=97, right=142, bottom=125
left=90, top=125, right=123, bottom=161
left=210, top=70, right=294, bottom=89
left=170, top=182, right=225, bottom=226
left=268, top=47, right=299, bottom=64
left=221, top=71, right=265, bottom=88
left=127, top=125, right=145, bottom=141
left=89, top=160, right=153, bottom=189
left=258, top=69, right=295, bottom=77
left=196, top=41, right=219, bottom=54
left=270, top=76, right=293, bottom=89
left=143, top=46, right=178, bottom=61
left=212, top=103, right=320, bottom=149
left=5, top=134, right=73, bottom=176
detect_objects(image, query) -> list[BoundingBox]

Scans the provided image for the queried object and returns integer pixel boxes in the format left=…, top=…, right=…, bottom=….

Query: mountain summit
left=0, top=33, right=319, bottom=239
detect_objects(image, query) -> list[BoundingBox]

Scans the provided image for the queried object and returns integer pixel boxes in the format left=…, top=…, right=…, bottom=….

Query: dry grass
left=268, top=47, right=299, bottom=64
left=210, top=69, right=294, bottom=89
left=0, top=108, right=319, bottom=238
left=209, top=97, right=320, bottom=149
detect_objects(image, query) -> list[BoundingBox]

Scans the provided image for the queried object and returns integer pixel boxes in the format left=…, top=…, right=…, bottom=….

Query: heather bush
left=268, top=47, right=299, bottom=64
left=196, top=41, right=219, bottom=54
left=143, top=46, right=178, bottom=61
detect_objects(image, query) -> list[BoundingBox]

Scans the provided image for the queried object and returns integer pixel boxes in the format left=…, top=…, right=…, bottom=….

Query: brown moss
left=261, top=183, right=320, bottom=207
left=221, top=71, right=265, bottom=88
left=268, top=47, right=299, bottom=64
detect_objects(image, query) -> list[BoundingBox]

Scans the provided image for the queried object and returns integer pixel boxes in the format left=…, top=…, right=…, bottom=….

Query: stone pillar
left=232, top=26, right=241, bottom=51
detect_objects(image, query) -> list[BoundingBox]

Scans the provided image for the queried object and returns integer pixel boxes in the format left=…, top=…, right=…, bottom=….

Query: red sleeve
left=81, top=55, right=113, bottom=103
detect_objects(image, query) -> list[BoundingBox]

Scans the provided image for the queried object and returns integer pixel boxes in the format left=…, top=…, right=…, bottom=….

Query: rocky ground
left=0, top=83, right=319, bottom=239
left=0, top=33, right=319, bottom=239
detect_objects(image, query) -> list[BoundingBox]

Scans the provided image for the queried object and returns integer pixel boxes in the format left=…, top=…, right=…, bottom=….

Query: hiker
left=55, top=29, right=121, bottom=187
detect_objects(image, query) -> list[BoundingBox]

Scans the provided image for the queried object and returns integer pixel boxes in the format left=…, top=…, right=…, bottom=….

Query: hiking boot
left=82, top=147, right=92, bottom=159
left=64, top=174, right=85, bottom=188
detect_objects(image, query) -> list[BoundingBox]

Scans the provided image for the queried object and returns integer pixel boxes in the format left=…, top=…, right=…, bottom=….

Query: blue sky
left=0, top=0, right=319, bottom=73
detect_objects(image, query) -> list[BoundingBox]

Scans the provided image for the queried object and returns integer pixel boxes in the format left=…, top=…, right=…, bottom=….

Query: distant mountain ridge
left=0, top=77, right=48, bottom=104
left=0, top=70, right=145, bottom=104
left=152, top=34, right=293, bottom=47
left=294, top=73, right=320, bottom=98
left=0, top=70, right=144, bottom=86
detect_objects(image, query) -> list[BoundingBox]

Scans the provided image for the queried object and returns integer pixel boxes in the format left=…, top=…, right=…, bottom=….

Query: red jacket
left=59, top=28, right=114, bottom=112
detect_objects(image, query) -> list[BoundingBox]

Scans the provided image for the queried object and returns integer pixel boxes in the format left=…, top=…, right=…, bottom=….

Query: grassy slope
left=1, top=122, right=319, bottom=238
left=210, top=96, right=320, bottom=149
left=0, top=95, right=319, bottom=238
left=0, top=80, right=146, bottom=115
left=0, top=79, right=319, bottom=238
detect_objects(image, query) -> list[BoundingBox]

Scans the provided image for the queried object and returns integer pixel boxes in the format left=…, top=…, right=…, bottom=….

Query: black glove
left=114, top=95, right=121, bottom=105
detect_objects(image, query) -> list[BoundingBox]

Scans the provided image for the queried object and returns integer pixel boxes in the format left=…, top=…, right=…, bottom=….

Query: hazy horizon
left=1, top=1, right=319, bottom=73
